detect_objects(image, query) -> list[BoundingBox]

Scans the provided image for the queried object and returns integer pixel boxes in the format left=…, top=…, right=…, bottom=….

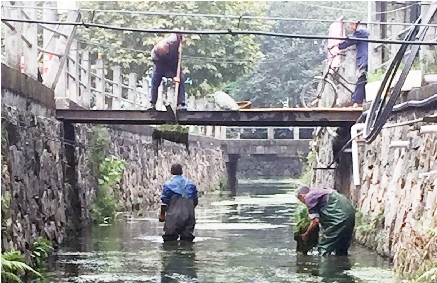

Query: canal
left=49, top=180, right=395, bottom=283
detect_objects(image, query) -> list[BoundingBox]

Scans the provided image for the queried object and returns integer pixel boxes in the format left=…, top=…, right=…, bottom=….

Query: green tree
left=76, top=1, right=272, bottom=97
left=229, top=1, right=367, bottom=107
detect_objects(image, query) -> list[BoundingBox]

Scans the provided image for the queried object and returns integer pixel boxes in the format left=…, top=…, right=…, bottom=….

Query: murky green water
left=49, top=180, right=396, bottom=283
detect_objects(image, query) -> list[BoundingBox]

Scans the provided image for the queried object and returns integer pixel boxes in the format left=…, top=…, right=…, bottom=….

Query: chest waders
left=163, top=179, right=196, bottom=242
left=317, top=191, right=356, bottom=256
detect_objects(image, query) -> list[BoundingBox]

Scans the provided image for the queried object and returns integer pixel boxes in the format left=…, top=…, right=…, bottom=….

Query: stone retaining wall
left=1, top=64, right=226, bottom=257
left=311, top=84, right=437, bottom=276
left=237, top=155, right=303, bottom=179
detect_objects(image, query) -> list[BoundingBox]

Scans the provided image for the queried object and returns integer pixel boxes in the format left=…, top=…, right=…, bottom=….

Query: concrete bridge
left=222, top=139, right=310, bottom=195
left=224, top=139, right=309, bottom=157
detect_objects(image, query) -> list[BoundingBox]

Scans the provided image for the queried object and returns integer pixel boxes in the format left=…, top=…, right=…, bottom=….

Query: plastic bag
left=212, top=91, right=240, bottom=111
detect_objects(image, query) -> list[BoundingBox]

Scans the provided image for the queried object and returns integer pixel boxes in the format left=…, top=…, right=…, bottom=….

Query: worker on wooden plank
left=149, top=31, right=186, bottom=111
left=296, top=186, right=356, bottom=256
left=159, top=164, right=198, bottom=242
left=333, top=19, right=369, bottom=108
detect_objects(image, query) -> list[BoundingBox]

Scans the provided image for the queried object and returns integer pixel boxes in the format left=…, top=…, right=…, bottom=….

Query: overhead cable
left=2, top=18, right=437, bottom=46
left=2, top=5, right=437, bottom=27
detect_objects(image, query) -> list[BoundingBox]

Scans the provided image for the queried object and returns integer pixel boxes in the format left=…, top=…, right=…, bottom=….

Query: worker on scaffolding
left=159, top=164, right=198, bottom=242
left=332, top=19, right=369, bottom=108
left=296, top=186, right=356, bottom=256
left=148, top=30, right=186, bottom=111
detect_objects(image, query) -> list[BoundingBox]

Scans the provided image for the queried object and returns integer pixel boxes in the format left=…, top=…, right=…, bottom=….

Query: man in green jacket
left=296, top=186, right=356, bottom=256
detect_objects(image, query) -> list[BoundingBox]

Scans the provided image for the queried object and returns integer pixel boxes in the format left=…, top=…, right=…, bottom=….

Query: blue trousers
left=150, top=66, right=185, bottom=106
left=352, top=69, right=367, bottom=104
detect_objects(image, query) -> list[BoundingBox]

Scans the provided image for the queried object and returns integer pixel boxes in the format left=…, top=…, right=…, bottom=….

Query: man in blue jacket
left=335, top=20, right=369, bottom=108
left=159, top=164, right=198, bottom=242
left=148, top=31, right=186, bottom=111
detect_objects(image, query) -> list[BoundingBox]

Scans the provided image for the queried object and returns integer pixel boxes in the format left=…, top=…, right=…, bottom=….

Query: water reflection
left=160, top=242, right=197, bottom=283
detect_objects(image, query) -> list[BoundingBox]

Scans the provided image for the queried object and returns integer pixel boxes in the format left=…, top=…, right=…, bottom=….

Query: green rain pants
left=318, top=191, right=356, bottom=256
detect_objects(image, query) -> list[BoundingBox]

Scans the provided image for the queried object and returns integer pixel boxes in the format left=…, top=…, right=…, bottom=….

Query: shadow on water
left=47, top=179, right=395, bottom=283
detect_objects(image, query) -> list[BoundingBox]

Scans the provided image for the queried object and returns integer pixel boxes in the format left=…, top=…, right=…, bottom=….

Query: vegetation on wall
left=92, top=155, right=125, bottom=223
left=89, top=126, right=125, bottom=223
left=152, top=124, right=189, bottom=150
left=1, top=250, right=42, bottom=283
left=30, top=237, right=53, bottom=269
left=299, top=148, right=316, bottom=186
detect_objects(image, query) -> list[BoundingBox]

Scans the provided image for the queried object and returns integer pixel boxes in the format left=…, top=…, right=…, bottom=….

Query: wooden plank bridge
left=2, top=3, right=363, bottom=129
left=55, top=107, right=363, bottom=127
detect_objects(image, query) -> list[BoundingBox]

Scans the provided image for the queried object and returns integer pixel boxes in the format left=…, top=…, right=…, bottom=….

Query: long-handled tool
left=173, top=33, right=183, bottom=123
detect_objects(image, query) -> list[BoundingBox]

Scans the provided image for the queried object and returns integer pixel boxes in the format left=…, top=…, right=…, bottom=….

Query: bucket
left=237, top=101, right=252, bottom=109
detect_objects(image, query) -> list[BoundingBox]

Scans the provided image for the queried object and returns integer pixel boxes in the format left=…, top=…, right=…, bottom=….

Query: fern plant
left=31, top=237, right=53, bottom=268
left=1, top=250, right=42, bottom=283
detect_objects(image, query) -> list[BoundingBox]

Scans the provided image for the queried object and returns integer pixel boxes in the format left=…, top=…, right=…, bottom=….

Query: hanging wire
left=2, top=5, right=437, bottom=27
left=2, top=18, right=437, bottom=46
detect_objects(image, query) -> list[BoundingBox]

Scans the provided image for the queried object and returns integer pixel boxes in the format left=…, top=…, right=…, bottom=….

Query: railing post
left=112, top=65, right=122, bottom=110
left=267, top=127, right=274, bottom=140
left=157, top=83, right=164, bottom=111
left=293, top=127, right=300, bottom=140
left=3, top=1, right=22, bottom=70
left=128, top=73, right=137, bottom=109
left=188, top=95, right=196, bottom=133
left=67, top=39, right=78, bottom=103
left=80, top=50, right=90, bottom=109
left=142, top=77, right=150, bottom=109
left=206, top=98, right=214, bottom=136
left=74, top=40, right=80, bottom=101
left=166, top=84, right=175, bottom=110
left=95, top=54, right=105, bottom=109
left=221, top=126, right=227, bottom=140
left=22, top=2, right=37, bottom=79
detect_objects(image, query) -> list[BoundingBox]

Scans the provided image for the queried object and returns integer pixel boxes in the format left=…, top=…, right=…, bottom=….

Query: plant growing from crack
left=88, top=126, right=126, bottom=224
left=92, top=155, right=125, bottom=223
left=31, top=237, right=53, bottom=269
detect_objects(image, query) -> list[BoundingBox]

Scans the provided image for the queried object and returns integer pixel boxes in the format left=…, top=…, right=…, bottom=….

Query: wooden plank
left=55, top=109, right=361, bottom=127
left=239, top=107, right=363, bottom=112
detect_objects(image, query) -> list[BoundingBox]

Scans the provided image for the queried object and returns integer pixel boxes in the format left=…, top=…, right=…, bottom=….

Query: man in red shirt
left=148, top=32, right=186, bottom=111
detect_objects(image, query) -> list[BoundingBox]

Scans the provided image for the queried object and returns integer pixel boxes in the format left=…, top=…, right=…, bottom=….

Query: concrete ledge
left=224, top=139, right=310, bottom=156
left=363, top=83, right=437, bottom=112
left=401, top=82, right=437, bottom=102
left=1, top=63, right=55, bottom=109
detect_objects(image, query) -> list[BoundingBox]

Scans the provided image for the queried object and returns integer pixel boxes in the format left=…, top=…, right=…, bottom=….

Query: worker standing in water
left=159, top=164, right=198, bottom=242
left=296, top=186, right=356, bottom=256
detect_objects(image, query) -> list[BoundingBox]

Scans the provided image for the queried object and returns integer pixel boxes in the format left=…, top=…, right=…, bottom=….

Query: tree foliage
left=228, top=1, right=367, bottom=107
left=76, top=1, right=272, bottom=97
